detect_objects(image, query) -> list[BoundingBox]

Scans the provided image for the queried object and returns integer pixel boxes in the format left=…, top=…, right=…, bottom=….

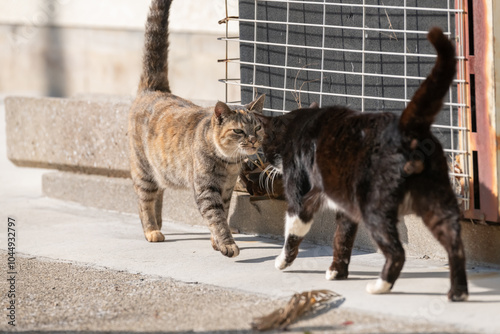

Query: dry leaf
left=251, top=290, right=342, bottom=331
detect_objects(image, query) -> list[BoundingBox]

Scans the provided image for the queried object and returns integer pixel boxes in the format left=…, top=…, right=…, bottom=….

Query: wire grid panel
left=220, top=0, right=469, bottom=208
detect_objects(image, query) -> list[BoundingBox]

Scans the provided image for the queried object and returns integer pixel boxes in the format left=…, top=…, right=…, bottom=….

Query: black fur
left=256, top=28, right=468, bottom=301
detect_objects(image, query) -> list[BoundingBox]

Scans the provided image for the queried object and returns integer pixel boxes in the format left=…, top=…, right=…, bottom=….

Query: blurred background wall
left=0, top=0, right=239, bottom=101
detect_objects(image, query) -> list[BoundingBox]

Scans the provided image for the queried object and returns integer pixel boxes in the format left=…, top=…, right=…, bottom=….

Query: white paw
left=275, top=252, right=287, bottom=270
left=325, top=269, right=338, bottom=280
left=366, top=278, right=392, bottom=294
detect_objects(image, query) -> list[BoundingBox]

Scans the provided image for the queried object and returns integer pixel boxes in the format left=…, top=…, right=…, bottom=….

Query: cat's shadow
left=283, top=270, right=374, bottom=281
left=164, top=232, right=210, bottom=243
left=236, top=255, right=277, bottom=264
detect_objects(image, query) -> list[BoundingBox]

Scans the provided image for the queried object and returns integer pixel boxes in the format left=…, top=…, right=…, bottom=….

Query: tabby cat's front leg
left=194, top=182, right=239, bottom=258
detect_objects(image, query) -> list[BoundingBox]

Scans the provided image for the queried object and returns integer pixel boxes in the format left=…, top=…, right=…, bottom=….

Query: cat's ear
left=309, top=102, right=319, bottom=109
left=214, top=101, right=232, bottom=120
left=246, top=94, right=266, bottom=113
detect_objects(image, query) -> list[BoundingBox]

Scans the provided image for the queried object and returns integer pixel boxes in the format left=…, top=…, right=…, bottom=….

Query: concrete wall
left=0, top=0, right=240, bottom=101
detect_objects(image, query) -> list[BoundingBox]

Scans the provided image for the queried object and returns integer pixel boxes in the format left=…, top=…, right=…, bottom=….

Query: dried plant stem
left=251, top=290, right=342, bottom=331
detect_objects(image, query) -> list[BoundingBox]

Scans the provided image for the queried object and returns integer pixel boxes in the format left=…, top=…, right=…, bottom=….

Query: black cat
left=255, top=28, right=468, bottom=301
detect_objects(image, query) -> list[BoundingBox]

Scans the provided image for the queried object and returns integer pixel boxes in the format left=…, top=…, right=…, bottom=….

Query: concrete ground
left=2, top=99, right=500, bottom=333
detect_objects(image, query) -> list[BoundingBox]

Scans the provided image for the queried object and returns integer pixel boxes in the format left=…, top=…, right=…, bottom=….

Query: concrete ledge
left=44, top=170, right=500, bottom=266
left=6, top=96, right=132, bottom=177
left=42, top=172, right=204, bottom=226
left=42, top=171, right=376, bottom=250
left=43, top=170, right=500, bottom=265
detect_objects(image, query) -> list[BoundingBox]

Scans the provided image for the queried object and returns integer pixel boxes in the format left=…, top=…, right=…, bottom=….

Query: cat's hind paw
left=366, top=278, right=392, bottom=294
left=326, top=269, right=347, bottom=280
left=448, top=289, right=469, bottom=302
left=325, top=267, right=348, bottom=280
left=325, top=269, right=337, bottom=280
left=275, top=252, right=291, bottom=270
left=145, top=230, right=165, bottom=242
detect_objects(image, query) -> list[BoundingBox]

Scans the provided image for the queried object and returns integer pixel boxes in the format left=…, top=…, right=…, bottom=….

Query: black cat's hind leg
left=275, top=187, right=322, bottom=270
left=412, top=187, right=468, bottom=301
left=275, top=211, right=312, bottom=270
left=326, top=212, right=358, bottom=280
left=364, top=211, right=405, bottom=294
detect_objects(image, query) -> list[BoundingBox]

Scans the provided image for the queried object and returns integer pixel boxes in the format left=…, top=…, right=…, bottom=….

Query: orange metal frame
left=461, top=0, right=500, bottom=223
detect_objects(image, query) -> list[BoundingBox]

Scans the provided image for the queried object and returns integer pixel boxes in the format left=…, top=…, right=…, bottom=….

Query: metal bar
left=221, top=79, right=468, bottom=109
left=319, top=0, right=326, bottom=107
left=224, top=59, right=467, bottom=83
left=224, top=0, right=229, bottom=102
left=236, top=17, right=450, bottom=35
left=361, top=0, right=366, bottom=112
left=282, top=1, right=290, bottom=111
left=219, top=37, right=468, bottom=60
left=246, top=0, right=465, bottom=13
left=465, top=0, right=500, bottom=222
left=252, top=0, right=258, bottom=99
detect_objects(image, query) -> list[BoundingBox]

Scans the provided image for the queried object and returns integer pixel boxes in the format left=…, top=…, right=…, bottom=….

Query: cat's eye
left=255, top=125, right=262, bottom=131
left=233, top=129, right=245, bottom=135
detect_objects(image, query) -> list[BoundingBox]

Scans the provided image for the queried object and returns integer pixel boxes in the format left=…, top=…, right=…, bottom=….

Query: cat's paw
left=448, top=289, right=468, bottom=302
left=325, top=269, right=347, bottom=280
left=366, top=278, right=392, bottom=294
left=325, top=267, right=348, bottom=280
left=218, top=242, right=240, bottom=258
left=145, top=230, right=165, bottom=242
left=325, top=269, right=338, bottom=280
left=210, top=235, right=239, bottom=257
left=275, top=252, right=291, bottom=270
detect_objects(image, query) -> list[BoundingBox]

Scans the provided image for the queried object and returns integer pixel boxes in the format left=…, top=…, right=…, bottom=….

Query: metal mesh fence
left=220, top=0, right=470, bottom=209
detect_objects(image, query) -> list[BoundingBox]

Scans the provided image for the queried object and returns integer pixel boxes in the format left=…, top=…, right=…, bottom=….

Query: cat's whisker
left=260, top=164, right=273, bottom=190
left=272, top=168, right=279, bottom=196
left=263, top=165, right=279, bottom=197
left=264, top=166, right=274, bottom=196
left=265, top=168, right=272, bottom=195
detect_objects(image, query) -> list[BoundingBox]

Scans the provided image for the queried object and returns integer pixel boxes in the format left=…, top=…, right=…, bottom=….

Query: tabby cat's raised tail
left=138, top=0, right=172, bottom=93
left=399, top=28, right=456, bottom=140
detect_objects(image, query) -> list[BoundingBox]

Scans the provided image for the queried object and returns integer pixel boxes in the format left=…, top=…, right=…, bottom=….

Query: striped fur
left=128, top=0, right=265, bottom=257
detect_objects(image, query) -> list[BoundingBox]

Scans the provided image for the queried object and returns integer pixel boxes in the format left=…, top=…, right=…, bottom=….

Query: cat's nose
left=249, top=136, right=257, bottom=144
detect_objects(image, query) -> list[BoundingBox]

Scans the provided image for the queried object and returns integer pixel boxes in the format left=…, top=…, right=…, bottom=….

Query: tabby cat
left=255, top=28, right=468, bottom=301
left=128, top=0, right=265, bottom=257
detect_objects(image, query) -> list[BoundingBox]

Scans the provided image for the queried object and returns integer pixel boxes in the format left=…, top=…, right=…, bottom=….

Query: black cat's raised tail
left=399, top=28, right=456, bottom=141
left=138, top=0, right=172, bottom=93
